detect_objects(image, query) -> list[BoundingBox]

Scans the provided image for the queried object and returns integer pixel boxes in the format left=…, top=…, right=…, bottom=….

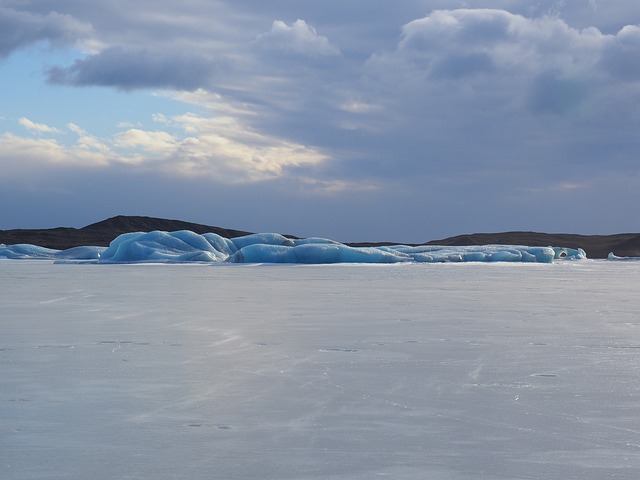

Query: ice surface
left=1, top=230, right=588, bottom=263
left=2, top=260, right=640, bottom=479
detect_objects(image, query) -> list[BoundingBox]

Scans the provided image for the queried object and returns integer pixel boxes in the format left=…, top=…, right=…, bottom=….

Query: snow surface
left=2, top=260, right=640, bottom=479
left=0, top=230, right=587, bottom=263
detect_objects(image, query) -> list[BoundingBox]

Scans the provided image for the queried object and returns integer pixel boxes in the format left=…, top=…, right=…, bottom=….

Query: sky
left=1, top=0, right=639, bottom=242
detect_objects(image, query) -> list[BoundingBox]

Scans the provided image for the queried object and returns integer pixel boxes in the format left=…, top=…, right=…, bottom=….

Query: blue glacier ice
left=0, top=244, right=104, bottom=260
left=0, top=244, right=61, bottom=259
left=0, top=230, right=588, bottom=264
left=230, top=232, right=293, bottom=249
left=98, top=230, right=232, bottom=263
left=228, top=243, right=411, bottom=264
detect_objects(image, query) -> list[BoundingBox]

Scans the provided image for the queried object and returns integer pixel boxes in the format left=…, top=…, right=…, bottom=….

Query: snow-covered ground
left=2, top=260, right=640, bottom=479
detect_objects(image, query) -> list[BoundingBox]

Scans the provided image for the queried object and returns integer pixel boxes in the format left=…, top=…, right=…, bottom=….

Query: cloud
left=364, top=6, right=640, bottom=100
left=312, top=8, right=640, bottom=193
left=339, top=101, right=382, bottom=114
left=152, top=113, right=171, bottom=125
left=67, top=123, right=86, bottom=135
left=4, top=2, right=640, bottom=239
left=68, top=124, right=116, bottom=155
left=0, top=133, right=68, bottom=167
left=47, top=46, right=220, bottom=90
left=599, top=25, right=640, bottom=80
left=167, top=112, right=329, bottom=181
left=0, top=7, right=91, bottom=57
left=256, top=19, right=341, bottom=57
left=528, top=72, right=589, bottom=114
left=372, top=9, right=605, bottom=82
left=0, top=132, right=114, bottom=179
left=360, top=8, right=640, bottom=134
left=168, top=89, right=258, bottom=119
left=19, top=117, right=61, bottom=134
left=114, top=129, right=177, bottom=154
left=3, top=99, right=331, bottom=184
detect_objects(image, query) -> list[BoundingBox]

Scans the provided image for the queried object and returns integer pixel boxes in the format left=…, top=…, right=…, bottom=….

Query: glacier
left=0, top=230, right=587, bottom=263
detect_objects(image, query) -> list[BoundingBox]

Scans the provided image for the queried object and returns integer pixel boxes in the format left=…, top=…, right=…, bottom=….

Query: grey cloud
left=365, top=9, right=608, bottom=118
left=429, top=52, right=495, bottom=79
left=393, top=10, right=599, bottom=75
left=46, top=46, right=219, bottom=90
left=330, top=8, right=640, bottom=192
left=256, top=19, right=340, bottom=57
left=600, top=25, right=640, bottom=80
left=0, top=7, right=91, bottom=57
left=428, top=0, right=640, bottom=33
left=400, top=8, right=513, bottom=50
left=529, top=72, right=588, bottom=115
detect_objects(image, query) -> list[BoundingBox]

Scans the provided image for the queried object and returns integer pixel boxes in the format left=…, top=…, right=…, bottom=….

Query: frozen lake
left=2, top=260, right=640, bottom=479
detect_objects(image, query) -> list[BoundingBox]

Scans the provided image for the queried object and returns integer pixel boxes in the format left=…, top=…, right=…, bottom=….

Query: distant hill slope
left=0, top=215, right=253, bottom=250
left=1, top=215, right=638, bottom=258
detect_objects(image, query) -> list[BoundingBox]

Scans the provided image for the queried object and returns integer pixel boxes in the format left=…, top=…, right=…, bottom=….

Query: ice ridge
left=0, top=230, right=588, bottom=264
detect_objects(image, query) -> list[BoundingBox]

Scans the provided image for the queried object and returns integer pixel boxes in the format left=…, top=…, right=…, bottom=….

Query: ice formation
left=0, top=244, right=104, bottom=260
left=0, top=230, right=588, bottom=264
left=607, top=252, right=640, bottom=261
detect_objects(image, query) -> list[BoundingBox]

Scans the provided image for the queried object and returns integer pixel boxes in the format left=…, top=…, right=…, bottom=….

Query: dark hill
left=0, top=215, right=253, bottom=250
left=1, top=216, right=638, bottom=258
left=84, top=216, right=252, bottom=239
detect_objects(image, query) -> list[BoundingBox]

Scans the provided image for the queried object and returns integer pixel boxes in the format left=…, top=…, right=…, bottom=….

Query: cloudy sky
left=1, top=0, right=639, bottom=242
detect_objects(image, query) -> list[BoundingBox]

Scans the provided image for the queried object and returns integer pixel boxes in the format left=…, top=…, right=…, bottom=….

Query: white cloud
left=4, top=97, right=331, bottom=184
left=19, top=117, right=61, bottom=134
left=168, top=89, right=257, bottom=118
left=114, top=129, right=177, bottom=154
left=116, top=121, right=142, bottom=129
left=0, top=132, right=115, bottom=175
left=166, top=112, right=328, bottom=182
left=152, top=113, right=171, bottom=124
left=67, top=123, right=86, bottom=135
left=0, top=133, right=67, bottom=164
left=68, top=123, right=114, bottom=155
left=257, top=19, right=341, bottom=57
left=75, top=135, right=113, bottom=155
